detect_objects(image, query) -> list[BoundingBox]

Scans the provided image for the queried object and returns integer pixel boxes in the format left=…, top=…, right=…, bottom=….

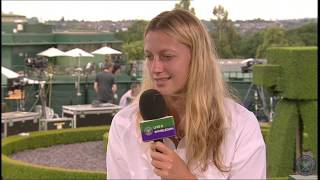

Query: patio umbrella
left=64, top=48, right=94, bottom=68
left=1, top=66, right=44, bottom=84
left=91, top=46, right=122, bottom=55
left=1, top=66, right=19, bottom=79
left=37, top=47, right=66, bottom=57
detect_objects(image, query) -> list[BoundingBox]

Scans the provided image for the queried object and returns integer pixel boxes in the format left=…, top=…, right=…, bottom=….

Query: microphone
left=139, top=89, right=176, bottom=143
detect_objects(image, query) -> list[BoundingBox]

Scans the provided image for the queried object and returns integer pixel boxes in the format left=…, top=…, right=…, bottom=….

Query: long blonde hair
left=136, top=9, right=232, bottom=172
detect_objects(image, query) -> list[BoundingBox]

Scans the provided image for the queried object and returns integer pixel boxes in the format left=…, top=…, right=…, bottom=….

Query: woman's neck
left=166, top=96, right=186, bottom=139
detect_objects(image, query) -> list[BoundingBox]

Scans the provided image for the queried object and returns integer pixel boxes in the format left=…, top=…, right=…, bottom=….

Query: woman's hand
left=150, top=141, right=197, bottom=179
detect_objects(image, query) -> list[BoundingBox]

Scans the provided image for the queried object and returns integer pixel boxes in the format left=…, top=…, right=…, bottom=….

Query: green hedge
left=265, top=47, right=317, bottom=100
left=299, top=101, right=318, bottom=166
left=261, top=123, right=270, bottom=143
left=103, top=132, right=108, bottom=152
left=1, top=123, right=299, bottom=179
left=253, top=64, right=281, bottom=91
left=2, top=125, right=109, bottom=180
left=267, top=100, right=298, bottom=178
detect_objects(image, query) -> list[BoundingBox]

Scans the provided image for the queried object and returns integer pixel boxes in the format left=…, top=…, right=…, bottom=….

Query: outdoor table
left=62, top=103, right=121, bottom=128
left=1, top=111, right=40, bottom=138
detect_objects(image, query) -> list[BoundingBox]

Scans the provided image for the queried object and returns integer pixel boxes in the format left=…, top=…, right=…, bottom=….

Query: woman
left=107, top=9, right=266, bottom=179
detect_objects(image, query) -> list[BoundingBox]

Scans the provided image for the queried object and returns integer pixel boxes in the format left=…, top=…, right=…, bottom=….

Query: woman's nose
left=150, top=57, right=164, bottom=73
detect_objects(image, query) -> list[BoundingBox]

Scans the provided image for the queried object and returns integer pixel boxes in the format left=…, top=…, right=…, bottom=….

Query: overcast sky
left=2, top=0, right=318, bottom=22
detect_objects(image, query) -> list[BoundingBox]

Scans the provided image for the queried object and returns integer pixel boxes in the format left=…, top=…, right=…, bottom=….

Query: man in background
left=94, top=62, right=117, bottom=103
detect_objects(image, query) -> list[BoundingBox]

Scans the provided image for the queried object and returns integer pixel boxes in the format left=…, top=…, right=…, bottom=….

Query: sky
left=1, top=0, right=318, bottom=22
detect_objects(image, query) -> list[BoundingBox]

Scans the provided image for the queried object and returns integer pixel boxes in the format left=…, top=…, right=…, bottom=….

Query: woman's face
left=144, top=31, right=191, bottom=96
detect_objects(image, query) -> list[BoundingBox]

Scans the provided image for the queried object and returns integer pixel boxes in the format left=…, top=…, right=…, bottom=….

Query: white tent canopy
left=91, top=46, right=122, bottom=55
left=64, top=48, right=94, bottom=68
left=1, top=66, right=44, bottom=84
left=37, top=47, right=66, bottom=57
left=64, top=48, right=94, bottom=57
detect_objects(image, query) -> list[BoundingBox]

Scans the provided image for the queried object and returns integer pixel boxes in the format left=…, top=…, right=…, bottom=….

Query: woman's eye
left=144, top=55, right=153, bottom=61
left=161, top=55, right=174, bottom=61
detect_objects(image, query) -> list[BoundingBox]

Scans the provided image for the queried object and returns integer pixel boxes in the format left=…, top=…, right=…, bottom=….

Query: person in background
left=119, top=82, right=141, bottom=108
left=107, top=9, right=266, bottom=179
left=94, top=62, right=117, bottom=103
left=112, top=63, right=121, bottom=75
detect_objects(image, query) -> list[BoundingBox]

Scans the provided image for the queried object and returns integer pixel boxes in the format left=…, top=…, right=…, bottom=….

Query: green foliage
left=267, top=100, right=298, bottom=178
left=211, top=5, right=240, bottom=58
left=260, top=123, right=270, bottom=143
left=299, top=101, right=318, bottom=164
left=174, top=0, right=195, bottom=15
left=235, top=22, right=317, bottom=58
left=266, top=47, right=317, bottom=99
left=256, top=28, right=288, bottom=58
left=237, top=31, right=264, bottom=58
left=123, top=40, right=144, bottom=61
left=285, top=23, right=318, bottom=46
left=103, top=132, right=109, bottom=152
left=115, top=20, right=148, bottom=44
left=2, top=126, right=109, bottom=179
left=115, top=20, right=148, bottom=61
left=253, top=64, right=281, bottom=92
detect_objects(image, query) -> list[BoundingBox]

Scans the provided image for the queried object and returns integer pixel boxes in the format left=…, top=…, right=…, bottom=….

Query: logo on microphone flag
left=140, top=116, right=176, bottom=142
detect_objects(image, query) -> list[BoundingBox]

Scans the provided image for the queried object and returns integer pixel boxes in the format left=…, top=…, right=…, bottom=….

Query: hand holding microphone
left=139, top=89, right=174, bottom=143
left=139, top=89, right=196, bottom=179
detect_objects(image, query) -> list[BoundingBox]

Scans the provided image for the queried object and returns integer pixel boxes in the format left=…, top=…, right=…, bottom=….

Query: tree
left=211, top=5, right=240, bottom=58
left=115, top=20, right=148, bottom=43
left=285, top=23, right=317, bottom=46
left=237, top=31, right=264, bottom=58
left=174, top=0, right=195, bottom=15
left=256, top=27, right=288, bottom=58
left=122, top=40, right=144, bottom=61
left=115, top=20, right=149, bottom=61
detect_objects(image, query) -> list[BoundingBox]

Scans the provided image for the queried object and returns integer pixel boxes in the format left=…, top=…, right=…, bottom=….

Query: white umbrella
left=2, top=66, right=19, bottom=79
left=37, top=47, right=66, bottom=57
left=91, top=46, right=122, bottom=55
left=1, top=66, right=44, bottom=84
left=64, top=48, right=94, bottom=67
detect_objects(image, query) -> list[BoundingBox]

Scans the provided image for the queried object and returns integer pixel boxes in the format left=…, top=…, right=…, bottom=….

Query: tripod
left=243, top=83, right=274, bottom=121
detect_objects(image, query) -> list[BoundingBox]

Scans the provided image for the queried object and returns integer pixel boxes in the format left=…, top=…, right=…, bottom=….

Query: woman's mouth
left=154, top=77, right=171, bottom=85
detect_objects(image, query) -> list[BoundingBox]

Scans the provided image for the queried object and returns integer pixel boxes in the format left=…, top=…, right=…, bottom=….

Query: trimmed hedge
left=267, top=100, right=298, bottom=178
left=2, top=125, right=110, bottom=180
left=103, top=132, right=108, bottom=152
left=260, top=123, right=271, bottom=143
left=0, top=123, right=298, bottom=179
left=299, top=101, right=318, bottom=166
left=266, top=47, right=317, bottom=100
left=253, top=46, right=318, bottom=178
left=253, top=64, right=281, bottom=91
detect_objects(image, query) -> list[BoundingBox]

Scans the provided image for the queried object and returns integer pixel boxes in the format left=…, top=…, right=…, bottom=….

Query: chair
left=35, top=105, right=73, bottom=131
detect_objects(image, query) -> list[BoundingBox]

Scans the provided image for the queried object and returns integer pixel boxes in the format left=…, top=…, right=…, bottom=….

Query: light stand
left=243, top=83, right=271, bottom=121
left=83, top=62, right=94, bottom=104
left=39, top=81, right=47, bottom=119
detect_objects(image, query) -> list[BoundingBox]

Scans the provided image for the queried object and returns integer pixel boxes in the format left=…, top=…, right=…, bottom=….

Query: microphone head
left=139, top=89, right=168, bottom=120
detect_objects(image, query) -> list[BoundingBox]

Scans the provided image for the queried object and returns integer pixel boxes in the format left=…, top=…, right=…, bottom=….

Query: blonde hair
left=136, top=9, right=232, bottom=172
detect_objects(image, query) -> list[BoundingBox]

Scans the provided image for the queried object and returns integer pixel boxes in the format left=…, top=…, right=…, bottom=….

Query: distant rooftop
left=1, top=13, right=27, bottom=23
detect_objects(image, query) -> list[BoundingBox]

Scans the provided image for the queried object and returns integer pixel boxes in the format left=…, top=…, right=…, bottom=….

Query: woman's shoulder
left=111, top=103, right=139, bottom=130
left=223, top=97, right=259, bottom=130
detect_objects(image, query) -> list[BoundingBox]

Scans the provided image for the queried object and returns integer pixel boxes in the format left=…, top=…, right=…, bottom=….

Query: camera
left=241, top=59, right=264, bottom=73
left=25, top=57, right=48, bottom=69
left=8, top=77, right=27, bottom=91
